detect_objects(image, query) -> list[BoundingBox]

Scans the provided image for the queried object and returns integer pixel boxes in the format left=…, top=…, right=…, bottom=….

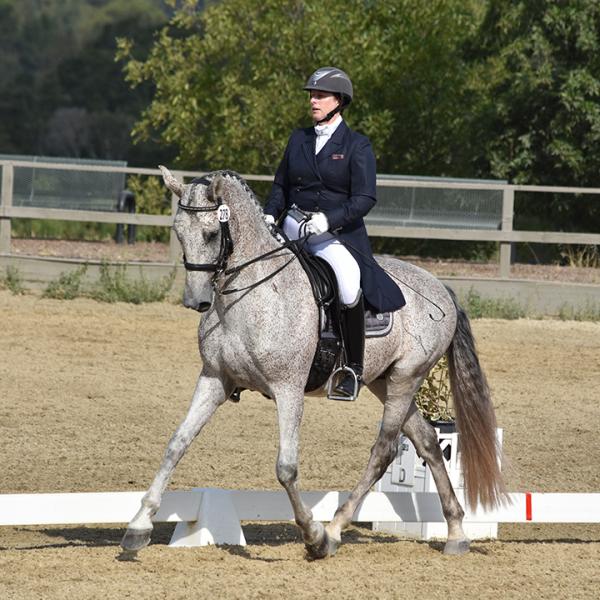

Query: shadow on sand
left=2, top=522, right=599, bottom=559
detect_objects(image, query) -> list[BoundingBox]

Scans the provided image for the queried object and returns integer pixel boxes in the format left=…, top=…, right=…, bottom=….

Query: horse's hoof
left=120, top=527, right=152, bottom=552
left=116, top=549, right=139, bottom=562
left=326, top=534, right=340, bottom=557
left=443, top=538, right=470, bottom=555
left=304, top=524, right=331, bottom=560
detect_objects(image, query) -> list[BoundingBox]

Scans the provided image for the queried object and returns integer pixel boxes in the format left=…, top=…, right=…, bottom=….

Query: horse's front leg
left=274, top=389, right=333, bottom=560
left=120, top=372, right=228, bottom=555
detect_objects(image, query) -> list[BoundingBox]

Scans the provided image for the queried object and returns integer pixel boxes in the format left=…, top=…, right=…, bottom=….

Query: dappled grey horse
left=121, top=168, right=506, bottom=559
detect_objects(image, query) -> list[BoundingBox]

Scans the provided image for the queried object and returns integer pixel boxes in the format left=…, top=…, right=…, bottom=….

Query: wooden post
left=499, top=187, right=514, bottom=278
left=168, top=170, right=183, bottom=264
left=0, top=163, right=14, bottom=255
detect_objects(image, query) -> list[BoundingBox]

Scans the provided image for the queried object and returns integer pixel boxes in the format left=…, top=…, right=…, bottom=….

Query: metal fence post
left=0, top=163, right=14, bottom=255
left=115, top=190, right=136, bottom=244
left=499, top=187, right=514, bottom=278
left=168, top=171, right=183, bottom=264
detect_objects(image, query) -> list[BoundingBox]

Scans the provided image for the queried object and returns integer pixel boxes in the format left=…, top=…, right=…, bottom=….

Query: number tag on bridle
left=217, top=205, right=230, bottom=223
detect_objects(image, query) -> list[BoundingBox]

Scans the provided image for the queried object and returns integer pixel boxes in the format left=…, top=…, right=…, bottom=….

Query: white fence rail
left=1, top=488, right=598, bottom=548
left=1, top=160, right=599, bottom=277
left=2, top=489, right=598, bottom=525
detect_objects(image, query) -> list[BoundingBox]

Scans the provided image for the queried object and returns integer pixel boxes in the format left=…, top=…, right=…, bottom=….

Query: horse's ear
left=159, top=165, right=184, bottom=197
left=207, top=173, right=225, bottom=204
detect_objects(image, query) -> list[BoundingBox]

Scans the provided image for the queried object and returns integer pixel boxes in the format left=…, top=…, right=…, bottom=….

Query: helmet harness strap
left=315, top=104, right=342, bottom=125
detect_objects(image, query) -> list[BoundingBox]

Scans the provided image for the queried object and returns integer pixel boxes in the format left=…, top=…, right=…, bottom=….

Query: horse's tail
left=445, top=286, right=507, bottom=510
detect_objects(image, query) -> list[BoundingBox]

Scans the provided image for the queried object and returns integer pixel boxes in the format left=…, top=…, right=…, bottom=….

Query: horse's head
left=161, top=165, right=230, bottom=312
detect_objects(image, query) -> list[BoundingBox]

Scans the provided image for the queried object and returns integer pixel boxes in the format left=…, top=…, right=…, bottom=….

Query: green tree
left=468, top=0, right=600, bottom=233
left=118, top=0, right=482, bottom=176
left=471, top=0, right=600, bottom=186
left=0, top=0, right=172, bottom=162
left=44, top=6, right=174, bottom=163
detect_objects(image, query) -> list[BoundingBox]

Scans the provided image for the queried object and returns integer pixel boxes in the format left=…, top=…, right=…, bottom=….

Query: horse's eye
left=204, top=230, right=219, bottom=243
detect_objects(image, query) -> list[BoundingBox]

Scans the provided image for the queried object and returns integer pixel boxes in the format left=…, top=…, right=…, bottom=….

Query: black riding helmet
left=304, top=67, right=353, bottom=124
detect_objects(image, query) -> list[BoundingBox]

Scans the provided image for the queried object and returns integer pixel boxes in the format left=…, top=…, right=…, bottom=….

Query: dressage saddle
left=293, top=248, right=393, bottom=394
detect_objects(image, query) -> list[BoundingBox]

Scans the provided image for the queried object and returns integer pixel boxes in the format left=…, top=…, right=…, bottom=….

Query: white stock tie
left=314, top=125, right=332, bottom=154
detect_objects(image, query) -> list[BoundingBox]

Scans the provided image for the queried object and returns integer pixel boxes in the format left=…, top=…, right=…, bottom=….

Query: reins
left=220, top=236, right=309, bottom=296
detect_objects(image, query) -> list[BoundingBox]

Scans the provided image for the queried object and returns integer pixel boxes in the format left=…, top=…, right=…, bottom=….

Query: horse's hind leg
left=401, top=408, right=470, bottom=554
left=120, top=372, right=228, bottom=555
left=325, top=367, right=422, bottom=553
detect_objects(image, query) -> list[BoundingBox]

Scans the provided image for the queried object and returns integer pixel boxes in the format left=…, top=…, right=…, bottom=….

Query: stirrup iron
left=327, top=365, right=360, bottom=401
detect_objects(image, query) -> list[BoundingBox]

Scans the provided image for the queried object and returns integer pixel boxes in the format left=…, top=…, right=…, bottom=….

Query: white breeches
left=283, top=214, right=361, bottom=306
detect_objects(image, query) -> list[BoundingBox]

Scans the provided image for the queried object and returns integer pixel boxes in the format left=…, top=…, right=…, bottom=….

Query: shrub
left=90, top=262, right=175, bottom=304
left=462, top=289, right=526, bottom=320
left=415, top=356, right=453, bottom=422
left=558, top=301, right=600, bottom=322
left=43, top=265, right=88, bottom=300
left=559, top=244, right=599, bottom=268
left=1, top=266, right=26, bottom=295
left=12, top=219, right=115, bottom=241
left=126, top=175, right=172, bottom=243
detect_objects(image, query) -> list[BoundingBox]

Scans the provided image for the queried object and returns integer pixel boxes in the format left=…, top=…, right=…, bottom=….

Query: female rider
left=264, top=67, right=405, bottom=399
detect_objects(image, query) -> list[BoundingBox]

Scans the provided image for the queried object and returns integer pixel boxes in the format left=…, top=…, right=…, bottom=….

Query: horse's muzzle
left=183, top=296, right=212, bottom=312
left=183, top=285, right=213, bottom=312
left=182, top=273, right=215, bottom=311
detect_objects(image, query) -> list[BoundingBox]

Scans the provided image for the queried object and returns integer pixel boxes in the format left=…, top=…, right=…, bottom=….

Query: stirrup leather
left=327, top=365, right=361, bottom=402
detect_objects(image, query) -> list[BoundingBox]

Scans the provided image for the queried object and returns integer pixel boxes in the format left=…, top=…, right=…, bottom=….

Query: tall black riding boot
left=333, top=292, right=365, bottom=400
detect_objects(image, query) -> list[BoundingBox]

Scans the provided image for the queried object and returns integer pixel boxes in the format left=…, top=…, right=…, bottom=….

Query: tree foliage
left=471, top=0, right=600, bottom=187
left=118, top=0, right=482, bottom=175
left=0, top=0, right=172, bottom=163
left=2, top=0, right=599, bottom=245
left=467, top=0, right=600, bottom=233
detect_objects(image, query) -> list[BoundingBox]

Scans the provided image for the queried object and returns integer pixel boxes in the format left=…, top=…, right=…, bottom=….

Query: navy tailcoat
left=264, top=120, right=405, bottom=313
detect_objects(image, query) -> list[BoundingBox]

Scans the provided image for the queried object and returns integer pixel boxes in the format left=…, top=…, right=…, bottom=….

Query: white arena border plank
left=0, top=490, right=202, bottom=526
left=1, top=489, right=598, bottom=547
left=1, top=489, right=599, bottom=525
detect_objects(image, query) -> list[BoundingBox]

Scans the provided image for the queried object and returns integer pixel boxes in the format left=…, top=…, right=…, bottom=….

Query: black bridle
left=179, top=202, right=234, bottom=277
left=177, top=179, right=235, bottom=281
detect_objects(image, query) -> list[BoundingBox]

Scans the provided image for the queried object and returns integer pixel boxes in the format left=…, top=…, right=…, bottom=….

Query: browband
left=177, top=181, right=218, bottom=212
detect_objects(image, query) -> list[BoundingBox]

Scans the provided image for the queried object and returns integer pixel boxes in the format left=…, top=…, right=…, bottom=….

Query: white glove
left=305, top=212, right=329, bottom=235
left=263, top=214, right=275, bottom=226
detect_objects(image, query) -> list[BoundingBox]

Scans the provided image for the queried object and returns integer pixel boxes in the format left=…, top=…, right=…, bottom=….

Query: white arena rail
left=1, top=489, right=599, bottom=547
